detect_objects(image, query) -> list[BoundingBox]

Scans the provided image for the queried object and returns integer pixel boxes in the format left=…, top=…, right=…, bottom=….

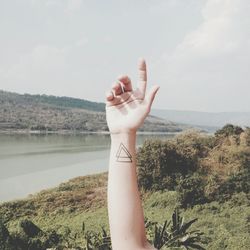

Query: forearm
left=105, top=58, right=159, bottom=250
left=107, top=132, right=147, bottom=249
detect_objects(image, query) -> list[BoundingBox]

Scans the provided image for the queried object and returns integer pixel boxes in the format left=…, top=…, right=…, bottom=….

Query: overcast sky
left=0, top=0, right=249, bottom=112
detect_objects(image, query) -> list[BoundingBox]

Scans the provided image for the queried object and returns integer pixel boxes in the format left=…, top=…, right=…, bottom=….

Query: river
left=0, top=133, right=175, bottom=202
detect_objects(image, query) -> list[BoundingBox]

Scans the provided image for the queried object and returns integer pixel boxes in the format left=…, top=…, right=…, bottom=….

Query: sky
left=0, top=0, right=249, bottom=112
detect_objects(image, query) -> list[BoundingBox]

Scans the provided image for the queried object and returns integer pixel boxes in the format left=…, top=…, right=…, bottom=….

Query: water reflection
left=0, top=133, right=175, bottom=201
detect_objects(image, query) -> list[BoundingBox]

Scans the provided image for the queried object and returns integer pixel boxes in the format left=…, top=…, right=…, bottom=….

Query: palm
left=105, top=59, right=159, bottom=134
left=106, top=90, right=148, bottom=133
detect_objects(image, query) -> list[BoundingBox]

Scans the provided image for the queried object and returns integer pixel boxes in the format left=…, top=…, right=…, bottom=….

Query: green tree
left=215, top=124, right=244, bottom=137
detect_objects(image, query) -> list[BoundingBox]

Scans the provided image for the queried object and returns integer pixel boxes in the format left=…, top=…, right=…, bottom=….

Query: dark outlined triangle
left=116, top=143, right=132, bottom=162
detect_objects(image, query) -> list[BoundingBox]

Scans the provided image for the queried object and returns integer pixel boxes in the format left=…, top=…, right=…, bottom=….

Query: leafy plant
left=146, top=208, right=208, bottom=249
left=84, top=225, right=111, bottom=250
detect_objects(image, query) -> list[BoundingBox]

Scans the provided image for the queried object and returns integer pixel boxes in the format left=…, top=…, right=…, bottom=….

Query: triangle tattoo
left=116, top=143, right=132, bottom=163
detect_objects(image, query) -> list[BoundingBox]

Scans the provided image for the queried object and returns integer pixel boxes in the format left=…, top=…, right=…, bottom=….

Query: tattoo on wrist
left=116, top=143, right=132, bottom=163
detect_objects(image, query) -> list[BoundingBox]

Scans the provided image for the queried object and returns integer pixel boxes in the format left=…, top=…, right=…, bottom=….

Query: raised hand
left=105, top=58, right=160, bottom=134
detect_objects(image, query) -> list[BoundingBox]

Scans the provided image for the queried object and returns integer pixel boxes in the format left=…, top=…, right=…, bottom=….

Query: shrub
left=214, top=169, right=250, bottom=202
left=137, top=139, right=199, bottom=191
left=176, top=173, right=207, bottom=208
left=215, top=124, right=244, bottom=137
left=245, top=127, right=250, bottom=146
left=0, top=219, right=14, bottom=250
left=84, top=225, right=111, bottom=250
left=203, top=174, right=222, bottom=201
left=20, top=219, right=43, bottom=238
left=146, top=208, right=208, bottom=249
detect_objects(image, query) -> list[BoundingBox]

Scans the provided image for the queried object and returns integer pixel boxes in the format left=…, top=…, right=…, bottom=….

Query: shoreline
left=0, top=129, right=181, bottom=135
left=0, top=152, right=110, bottom=203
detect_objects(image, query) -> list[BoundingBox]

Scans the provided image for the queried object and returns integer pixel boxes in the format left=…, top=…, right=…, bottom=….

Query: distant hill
left=152, top=109, right=250, bottom=131
left=0, top=90, right=105, bottom=112
left=0, top=90, right=184, bottom=133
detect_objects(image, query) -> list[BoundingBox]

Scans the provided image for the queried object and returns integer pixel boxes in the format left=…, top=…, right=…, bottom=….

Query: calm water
left=0, top=133, right=174, bottom=202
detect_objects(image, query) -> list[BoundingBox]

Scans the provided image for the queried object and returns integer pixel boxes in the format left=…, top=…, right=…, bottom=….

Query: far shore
left=0, top=129, right=181, bottom=135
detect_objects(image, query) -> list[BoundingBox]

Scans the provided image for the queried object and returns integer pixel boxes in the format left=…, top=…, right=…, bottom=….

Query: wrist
left=110, top=130, right=136, bottom=163
left=110, top=129, right=136, bottom=137
left=110, top=130, right=137, bottom=143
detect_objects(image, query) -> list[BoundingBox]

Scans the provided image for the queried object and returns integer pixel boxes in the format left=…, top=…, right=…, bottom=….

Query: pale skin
left=105, top=58, right=159, bottom=250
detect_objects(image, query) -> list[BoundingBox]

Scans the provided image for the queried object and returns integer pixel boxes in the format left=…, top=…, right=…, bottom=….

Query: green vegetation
left=0, top=90, right=184, bottom=133
left=0, top=208, right=207, bottom=250
left=215, top=124, right=244, bottom=137
left=145, top=208, right=208, bottom=249
left=137, top=124, right=250, bottom=207
left=0, top=124, right=249, bottom=249
left=0, top=90, right=105, bottom=112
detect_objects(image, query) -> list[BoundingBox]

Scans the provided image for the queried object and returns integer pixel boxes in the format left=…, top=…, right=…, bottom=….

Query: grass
left=0, top=173, right=108, bottom=222
left=1, top=173, right=249, bottom=249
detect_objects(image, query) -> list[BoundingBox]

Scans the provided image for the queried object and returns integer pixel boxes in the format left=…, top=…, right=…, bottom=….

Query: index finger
left=137, top=58, right=147, bottom=98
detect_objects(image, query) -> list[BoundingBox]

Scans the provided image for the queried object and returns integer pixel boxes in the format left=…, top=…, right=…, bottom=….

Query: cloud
left=30, top=0, right=61, bottom=7
left=0, top=34, right=90, bottom=96
left=30, top=0, right=83, bottom=12
left=154, top=0, right=250, bottom=111
left=64, top=0, right=83, bottom=13
left=0, top=44, right=72, bottom=96
left=75, top=37, right=89, bottom=47
left=5, top=44, right=68, bottom=80
left=175, top=0, right=250, bottom=57
left=45, top=0, right=61, bottom=7
left=103, top=35, right=113, bottom=44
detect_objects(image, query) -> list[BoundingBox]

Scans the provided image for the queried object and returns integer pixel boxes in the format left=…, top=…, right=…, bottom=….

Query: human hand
left=105, top=58, right=159, bottom=134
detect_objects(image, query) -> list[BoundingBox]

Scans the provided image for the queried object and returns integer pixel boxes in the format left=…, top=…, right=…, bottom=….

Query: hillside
left=152, top=109, right=250, bottom=129
left=0, top=90, right=184, bottom=133
left=0, top=127, right=249, bottom=249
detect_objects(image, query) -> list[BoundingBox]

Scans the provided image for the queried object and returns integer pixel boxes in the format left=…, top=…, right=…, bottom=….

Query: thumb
left=145, top=85, right=160, bottom=111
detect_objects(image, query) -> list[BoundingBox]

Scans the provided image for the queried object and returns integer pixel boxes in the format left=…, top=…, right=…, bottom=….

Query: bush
left=214, top=169, right=250, bottom=202
left=245, top=127, right=250, bottom=146
left=215, top=124, right=244, bottom=137
left=0, top=219, right=14, bottom=250
left=20, top=219, right=43, bottom=238
left=203, top=174, right=222, bottom=201
left=84, top=225, right=111, bottom=250
left=146, top=208, right=208, bottom=249
left=176, top=173, right=207, bottom=208
left=137, top=139, right=199, bottom=191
